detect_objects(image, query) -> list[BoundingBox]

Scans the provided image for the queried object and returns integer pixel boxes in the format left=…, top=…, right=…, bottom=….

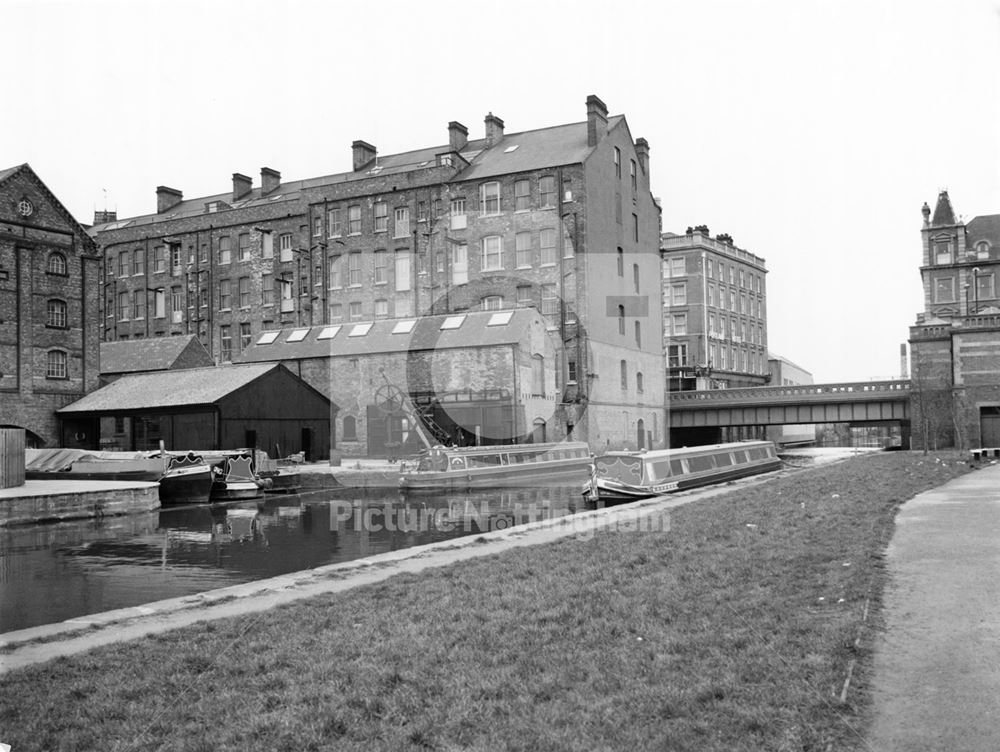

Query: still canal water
left=0, top=484, right=584, bottom=633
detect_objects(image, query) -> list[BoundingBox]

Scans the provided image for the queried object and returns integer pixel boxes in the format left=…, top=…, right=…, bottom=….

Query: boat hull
left=159, top=465, right=215, bottom=505
left=401, top=461, right=589, bottom=492
left=585, top=458, right=781, bottom=504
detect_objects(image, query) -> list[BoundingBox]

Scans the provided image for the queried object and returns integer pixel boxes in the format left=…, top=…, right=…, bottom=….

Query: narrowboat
left=583, top=440, right=782, bottom=504
left=399, top=441, right=592, bottom=492
left=257, top=452, right=303, bottom=494
left=208, top=451, right=268, bottom=501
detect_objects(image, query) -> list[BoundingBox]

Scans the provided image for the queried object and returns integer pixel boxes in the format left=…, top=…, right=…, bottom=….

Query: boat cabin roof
left=597, top=441, right=775, bottom=462
left=426, top=441, right=590, bottom=456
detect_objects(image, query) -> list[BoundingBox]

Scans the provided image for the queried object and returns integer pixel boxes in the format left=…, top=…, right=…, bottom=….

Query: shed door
left=981, top=407, right=1000, bottom=447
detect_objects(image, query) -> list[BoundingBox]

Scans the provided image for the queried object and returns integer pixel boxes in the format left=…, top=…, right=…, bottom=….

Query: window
left=47, top=299, right=67, bottom=328
left=262, top=274, right=274, bottom=306
left=532, top=354, right=545, bottom=397
left=374, top=201, right=388, bottom=232
left=568, top=359, right=578, bottom=383
left=540, top=228, right=556, bottom=265
left=672, top=313, right=687, bottom=336
left=482, top=236, right=503, bottom=271
left=170, top=286, right=183, bottom=323
left=348, top=205, right=362, bottom=234
left=975, top=241, right=991, bottom=260
left=482, top=295, right=504, bottom=311
left=220, top=325, right=232, bottom=362
left=435, top=251, right=444, bottom=274
left=668, top=282, right=687, bottom=307
left=935, top=242, right=952, bottom=265
left=667, top=258, right=685, bottom=277
left=170, top=244, right=183, bottom=276
left=342, top=416, right=357, bottom=441
left=709, top=312, right=717, bottom=337
left=374, top=250, right=388, bottom=284
left=153, top=246, right=166, bottom=273
left=730, top=291, right=736, bottom=311
left=452, top=243, right=468, bottom=284
left=394, top=207, right=410, bottom=238
left=260, top=233, right=273, bottom=259
left=740, top=293, right=746, bottom=314
left=637, top=371, right=644, bottom=393
left=480, top=182, right=500, bottom=215
left=514, top=179, right=530, bottom=211
left=617, top=247, right=624, bottom=276
left=707, top=258, right=714, bottom=279
left=219, top=278, right=232, bottom=310
left=278, top=233, right=293, bottom=263
left=348, top=253, right=362, bottom=286
left=118, top=291, right=129, bottom=321
left=976, top=272, right=995, bottom=302
left=395, top=250, right=411, bottom=292
left=562, top=176, right=573, bottom=202
left=132, top=248, right=144, bottom=276
left=133, top=290, right=145, bottom=320
left=153, top=289, right=165, bottom=318
left=118, top=251, right=129, bottom=277
left=328, top=207, right=343, bottom=237
left=539, top=176, right=555, bottom=208
left=450, top=198, right=467, bottom=230
left=516, top=232, right=532, bottom=268
left=46, top=350, right=67, bottom=379
left=634, top=321, right=641, bottom=347
left=329, top=303, right=343, bottom=321
left=614, top=147, right=621, bottom=178
left=219, top=237, right=231, bottom=265
left=239, top=276, right=251, bottom=307
left=620, top=359, right=628, bottom=389
left=615, top=193, right=622, bottom=224
left=312, top=215, right=323, bottom=238
left=739, top=269, right=746, bottom=288
left=239, top=322, right=252, bottom=352
left=374, top=299, right=389, bottom=319
left=630, top=159, right=637, bottom=190
left=239, top=233, right=251, bottom=261
left=668, top=343, right=688, bottom=368
left=349, top=301, right=363, bottom=321
left=47, top=252, right=67, bottom=275
left=618, top=304, right=625, bottom=335
left=633, top=263, right=640, bottom=293
left=329, top=255, right=342, bottom=289
left=541, top=284, right=558, bottom=322
left=516, top=285, right=533, bottom=308
left=417, top=202, right=428, bottom=223
left=632, top=214, right=639, bottom=242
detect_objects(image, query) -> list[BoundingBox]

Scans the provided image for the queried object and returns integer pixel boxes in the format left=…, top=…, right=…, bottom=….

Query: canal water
left=0, top=484, right=584, bottom=634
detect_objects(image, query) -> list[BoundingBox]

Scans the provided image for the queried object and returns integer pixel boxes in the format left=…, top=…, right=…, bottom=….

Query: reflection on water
left=0, top=484, right=583, bottom=633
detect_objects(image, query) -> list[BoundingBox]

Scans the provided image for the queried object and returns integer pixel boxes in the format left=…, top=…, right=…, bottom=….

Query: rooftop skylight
left=286, top=328, right=310, bottom=343
left=440, top=315, right=466, bottom=330
left=503, top=145, right=520, bottom=153
left=317, top=325, right=341, bottom=340
left=256, top=331, right=280, bottom=345
left=349, top=323, right=373, bottom=337
left=392, top=320, right=417, bottom=334
left=487, top=311, right=514, bottom=326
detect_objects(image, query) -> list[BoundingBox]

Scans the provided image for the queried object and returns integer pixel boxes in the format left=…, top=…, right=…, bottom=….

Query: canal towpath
left=866, top=459, right=1000, bottom=751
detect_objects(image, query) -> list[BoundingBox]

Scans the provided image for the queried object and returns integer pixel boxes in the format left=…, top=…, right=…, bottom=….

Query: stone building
left=0, top=164, right=101, bottom=447
left=661, top=227, right=769, bottom=392
left=92, top=95, right=665, bottom=452
left=909, top=190, right=1000, bottom=449
left=766, top=353, right=816, bottom=446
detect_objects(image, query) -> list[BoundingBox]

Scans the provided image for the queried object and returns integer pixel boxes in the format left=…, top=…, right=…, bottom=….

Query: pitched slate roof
left=58, top=362, right=280, bottom=413
left=100, top=335, right=213, bottom=375
left=236, top=308, right=543, bottom=363
left=966, top=214, right=1000, bottom=246
left=931, top=190, right=957, bottom=226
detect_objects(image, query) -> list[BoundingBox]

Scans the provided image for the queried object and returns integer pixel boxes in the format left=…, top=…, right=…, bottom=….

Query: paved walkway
left=867, top=461, right=1000, bottom=751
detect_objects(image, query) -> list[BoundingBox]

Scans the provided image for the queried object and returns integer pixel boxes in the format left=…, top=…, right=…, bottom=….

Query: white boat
left=583, top=441, right=782, bottom=504
left=400, top=441, right=592, bottom=492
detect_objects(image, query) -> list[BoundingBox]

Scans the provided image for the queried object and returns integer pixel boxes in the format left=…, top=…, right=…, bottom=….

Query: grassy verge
left=0, top=452, right=971, bottom=751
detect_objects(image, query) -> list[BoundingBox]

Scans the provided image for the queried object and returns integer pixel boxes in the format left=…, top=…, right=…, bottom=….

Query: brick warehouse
left=0, top=164, right=101, bottom=447
left=909, top=190, right=1000, bottom=449
left=91, top=95, right=666, bottom=453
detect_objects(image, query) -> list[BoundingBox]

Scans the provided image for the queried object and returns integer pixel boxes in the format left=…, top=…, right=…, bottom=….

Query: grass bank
left=0, top=452, right=970, bottom=751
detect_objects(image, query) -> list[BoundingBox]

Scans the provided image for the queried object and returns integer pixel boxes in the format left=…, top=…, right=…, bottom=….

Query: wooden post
left=0, top=428, right=26, bottom=488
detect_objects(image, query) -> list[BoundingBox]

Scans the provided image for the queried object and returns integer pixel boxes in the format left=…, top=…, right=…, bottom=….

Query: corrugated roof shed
left=236, top=308, right=543, bottom=363
left=59, top=362, right=280, bottom=413
left=100, top=335, right=213, bottom=375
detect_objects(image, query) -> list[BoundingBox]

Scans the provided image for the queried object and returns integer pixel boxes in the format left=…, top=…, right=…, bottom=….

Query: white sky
left=4, top=0, right=1000, bottom=382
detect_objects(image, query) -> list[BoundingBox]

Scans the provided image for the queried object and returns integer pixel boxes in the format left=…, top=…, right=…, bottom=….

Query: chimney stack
left=260, top=167, right=280, bottom=195
left=352, top=140, right=377, bottom=171
left=484, top=113, right=505, bottom=147
left=232, top=173, right=253, bottom=201
left=635, top=137, right=649, bottom=180
left=93, top=209, right=117, bottom=225
left=156, top=186, right=183, bottom=214
left=448, top=121, right=469, bottom=152
left=586, top=94, right=608, bottom=147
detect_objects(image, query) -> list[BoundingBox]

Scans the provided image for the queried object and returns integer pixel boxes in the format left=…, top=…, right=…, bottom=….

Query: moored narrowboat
left=583, top=440, right=781, bottom=504
left=400, top=441, right=592, bottom=492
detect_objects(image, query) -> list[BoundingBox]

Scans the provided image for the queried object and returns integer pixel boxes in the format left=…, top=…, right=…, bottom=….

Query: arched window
left=46, top=350, right=67, bottom=379
left=620, top=359, right=628, bottom=389
left=617, top=247, right=624, bottom=276
left=532, top=418, right=547, bottom=444
left=46, top=252, right=67, bottom=275
left=342, top=416, right=357, bottom=441
left=618, top=304, right=625, bottom=335
left=47, top=299, right=68, bottom=328
left=532, top=354, right=545, bottom=397
left=637, top=372, right=644, bottom=393
left=637, top=419, right=646, bottom=450
left=634, top=320, right=641, bottom=348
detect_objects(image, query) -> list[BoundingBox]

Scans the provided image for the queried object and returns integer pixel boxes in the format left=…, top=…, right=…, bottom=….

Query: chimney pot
left=260, top=167, right=280, bottom=195
left=352, top=140, right=377, bottom=171
left=448, top=121, right=469, bottom=152
left=232, top=172, right=253, bottom=201
left=586, top=94, right=609, bottom=147
left=156, top=186, right=183, bottom=214
left=635, top=137, right=650, bottom=181
left=484, top=113, right=505, bottom=147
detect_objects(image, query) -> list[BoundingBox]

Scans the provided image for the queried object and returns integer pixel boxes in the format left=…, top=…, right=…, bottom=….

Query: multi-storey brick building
left=92, top=96, right=665, bottom=452
left=660, top=227, right=769, bottom=392
left=910, top=190, right=1000, bottom=449
left=0, top=164, right=101, bottom=447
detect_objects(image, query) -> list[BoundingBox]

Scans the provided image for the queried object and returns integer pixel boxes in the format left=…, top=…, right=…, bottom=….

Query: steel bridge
left=667, top=380, right=911, bottom=429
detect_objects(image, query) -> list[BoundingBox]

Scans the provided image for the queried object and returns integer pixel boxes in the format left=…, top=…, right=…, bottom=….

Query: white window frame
left=480, top=182, right=500, bottom=216
left=482, top=236, right=503, bottom=271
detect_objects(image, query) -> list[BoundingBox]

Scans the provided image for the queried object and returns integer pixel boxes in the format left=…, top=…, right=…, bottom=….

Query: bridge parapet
left=669, top=380, right=911, bottom=408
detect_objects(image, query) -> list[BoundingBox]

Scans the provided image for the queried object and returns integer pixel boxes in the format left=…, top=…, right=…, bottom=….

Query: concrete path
left=867, top=461, right=1000, bottom=751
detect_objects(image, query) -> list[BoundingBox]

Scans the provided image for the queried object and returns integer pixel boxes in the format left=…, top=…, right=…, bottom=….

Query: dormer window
left=976, top=241, right=991, bottom=260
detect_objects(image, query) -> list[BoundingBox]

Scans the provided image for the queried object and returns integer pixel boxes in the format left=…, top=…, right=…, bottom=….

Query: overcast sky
left=4, top=0, right=1000, bottom=382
